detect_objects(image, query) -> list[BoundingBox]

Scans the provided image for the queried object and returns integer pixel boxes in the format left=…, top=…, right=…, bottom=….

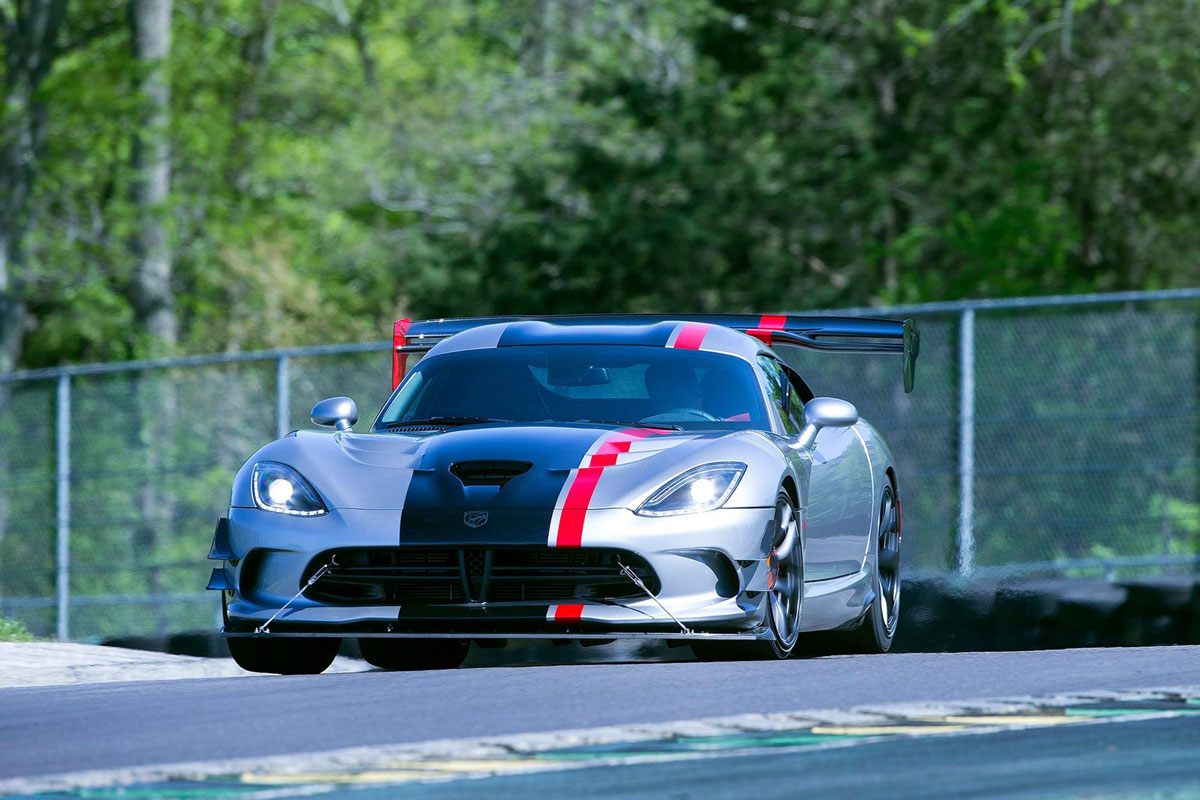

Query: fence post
left=957, top=308, right=976, bottom=576
left=276, top=355, right=290, bottom=439
left=55, top=373, right=71, bottom=640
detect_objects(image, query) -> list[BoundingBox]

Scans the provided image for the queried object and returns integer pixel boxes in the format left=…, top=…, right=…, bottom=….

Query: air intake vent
left=303, top=546, right=658, bottom=606
left=450, top=460, right=531, bottom=488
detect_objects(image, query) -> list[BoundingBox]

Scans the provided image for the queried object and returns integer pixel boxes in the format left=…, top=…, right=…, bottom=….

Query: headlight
left=251, top=462, right=327, bottom=516
left=636, top=462, right=746, bottom=517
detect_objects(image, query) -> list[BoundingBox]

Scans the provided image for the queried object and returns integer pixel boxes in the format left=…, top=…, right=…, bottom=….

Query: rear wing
left=392, top=313, right=920, bottom=392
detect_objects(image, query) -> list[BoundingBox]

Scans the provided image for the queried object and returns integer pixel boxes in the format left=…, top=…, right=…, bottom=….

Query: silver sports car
left=208, top=314, right=919, bottom=673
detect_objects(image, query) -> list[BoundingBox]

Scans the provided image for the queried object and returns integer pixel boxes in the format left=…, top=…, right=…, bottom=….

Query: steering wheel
left=640, top=408, right=719, bottom=423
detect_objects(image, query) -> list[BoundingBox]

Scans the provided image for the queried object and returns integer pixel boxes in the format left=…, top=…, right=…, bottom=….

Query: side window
left=781, top=366, right=807, bottom=433
left=757, top=356, right=800, bottom=435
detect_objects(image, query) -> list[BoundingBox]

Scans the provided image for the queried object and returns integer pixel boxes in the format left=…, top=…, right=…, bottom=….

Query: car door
left=759, top=356, right=847, bottom=580
left=793, top=363, right=874, bottom=581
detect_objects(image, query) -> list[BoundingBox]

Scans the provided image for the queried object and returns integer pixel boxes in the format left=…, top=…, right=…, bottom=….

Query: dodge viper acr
left=208, top=314, right=919, bottom=673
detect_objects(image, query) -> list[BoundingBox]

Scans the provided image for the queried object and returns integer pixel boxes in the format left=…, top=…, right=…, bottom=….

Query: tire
left=228, top=636, right=340, bottom=675
left=358, top=638, right=469, bottom=671
left=842, top=482, right=901, bottom=654
left=693, top=491, right=803, bottom=661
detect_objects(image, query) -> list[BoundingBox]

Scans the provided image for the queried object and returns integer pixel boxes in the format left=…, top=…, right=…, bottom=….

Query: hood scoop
left=332, top=431, right=422, bottom=468
left=450, top=460, right=532, bottom=488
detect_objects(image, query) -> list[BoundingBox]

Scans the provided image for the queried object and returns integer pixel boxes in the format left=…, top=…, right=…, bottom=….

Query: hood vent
left=450, top=460, right=532, bottom=488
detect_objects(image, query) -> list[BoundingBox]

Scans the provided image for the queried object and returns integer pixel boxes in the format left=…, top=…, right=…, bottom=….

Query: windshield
left=374, top=345, right=769, bottom=431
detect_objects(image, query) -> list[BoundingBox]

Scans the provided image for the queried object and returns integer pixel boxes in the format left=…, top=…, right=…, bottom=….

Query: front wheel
left=357, top=638, right=469, bottom=671
left=844, top=482, right=901, bottom=653
left=693, top=491, right=802, bottom=661
left=228, top=636, right=340, bottom=675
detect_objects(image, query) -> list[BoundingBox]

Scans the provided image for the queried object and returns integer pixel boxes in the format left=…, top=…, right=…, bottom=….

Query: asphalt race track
left=2, top=646, right=1198, bottom=797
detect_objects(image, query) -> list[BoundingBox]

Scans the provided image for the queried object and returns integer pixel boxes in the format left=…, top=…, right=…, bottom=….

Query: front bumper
left=211, top=505, right=777, bottom=636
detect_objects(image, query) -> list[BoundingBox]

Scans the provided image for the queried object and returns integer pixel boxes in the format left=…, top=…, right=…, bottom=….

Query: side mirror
left=795, top=397, right=858, bottom=449
left=311, top=396, right=358, bottom=432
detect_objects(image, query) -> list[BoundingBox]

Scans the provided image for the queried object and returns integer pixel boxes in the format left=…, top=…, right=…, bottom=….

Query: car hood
left=233, top=423, right=777, bottom=545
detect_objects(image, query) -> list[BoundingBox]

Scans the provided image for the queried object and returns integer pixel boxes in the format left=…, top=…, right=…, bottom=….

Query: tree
left=0, top=0, right=69, bottom=373
left=130, top=0, right=174, bottom=348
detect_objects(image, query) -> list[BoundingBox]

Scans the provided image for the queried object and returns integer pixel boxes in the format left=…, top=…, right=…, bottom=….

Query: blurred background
left=0, top=0, right=1198, bottom=642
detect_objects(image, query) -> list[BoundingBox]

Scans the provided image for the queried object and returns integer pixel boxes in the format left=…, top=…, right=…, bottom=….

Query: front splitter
left=221, top=629, right=767, bottom=641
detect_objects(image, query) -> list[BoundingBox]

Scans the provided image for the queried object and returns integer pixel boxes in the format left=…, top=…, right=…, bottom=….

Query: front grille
left=491, top=582, right=576, bottom=602
left=388, top=581, right=466, bottom=603
left=303, top=547, right=658, bottom=607
left=450, top=460, right=531, bottom=487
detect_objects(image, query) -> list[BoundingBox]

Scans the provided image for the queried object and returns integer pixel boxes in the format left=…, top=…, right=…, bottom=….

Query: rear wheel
left=228, top=636, right=340, bottom=675
left=357, top=638, right=469, bottom=671
left=693, top=491, right=802, bottom=661
left=843, top=482, right=901, bottom=653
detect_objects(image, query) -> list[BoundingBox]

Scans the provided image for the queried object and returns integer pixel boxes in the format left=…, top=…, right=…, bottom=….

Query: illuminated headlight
left=251, top=462, right=327, bottom=516
left=636, top=462, right=746, bottom=517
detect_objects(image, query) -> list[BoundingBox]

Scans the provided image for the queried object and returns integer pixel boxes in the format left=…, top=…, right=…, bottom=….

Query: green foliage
left=5, top=0, right=1197, bottom=370
left=0, top=615, right=36, bottom=642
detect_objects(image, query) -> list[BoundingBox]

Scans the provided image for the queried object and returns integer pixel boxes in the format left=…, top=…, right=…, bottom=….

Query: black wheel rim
left=877, top=486, right=901, bottom=636
left=768, top=497, right=802, bottom=651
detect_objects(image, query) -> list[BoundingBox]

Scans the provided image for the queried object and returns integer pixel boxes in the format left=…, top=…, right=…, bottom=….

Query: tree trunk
left=0, top=239, right=29, bottom=375
left=130, top=0, right=175, bottom=633
left=131, top=0, right=175, bottom=347
left=227, top=0, right=278, bottom=192
left=1, top=0, right=68, bottom=372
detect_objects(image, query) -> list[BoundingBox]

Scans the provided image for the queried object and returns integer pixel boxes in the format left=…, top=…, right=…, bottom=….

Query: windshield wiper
left=379, top=416, right=511, bottom=429
left=582, top=420, right=683, bottom=431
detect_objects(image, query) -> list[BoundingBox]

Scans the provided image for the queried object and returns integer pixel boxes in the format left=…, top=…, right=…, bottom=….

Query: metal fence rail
left=1, top=288, right=1198, bottom=641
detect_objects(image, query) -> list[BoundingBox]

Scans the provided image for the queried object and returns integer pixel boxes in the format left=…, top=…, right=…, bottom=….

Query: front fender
left=589, top=430, right=807, bottom=512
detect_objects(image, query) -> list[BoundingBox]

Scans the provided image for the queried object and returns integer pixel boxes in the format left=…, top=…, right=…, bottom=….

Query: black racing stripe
left=496, top=320, right=677, bottom=348
left=398, top=424, right=606, bottom=545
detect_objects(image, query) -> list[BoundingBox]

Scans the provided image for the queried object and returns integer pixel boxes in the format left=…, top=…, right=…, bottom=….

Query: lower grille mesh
left=303, top=547, right=657, bottom=606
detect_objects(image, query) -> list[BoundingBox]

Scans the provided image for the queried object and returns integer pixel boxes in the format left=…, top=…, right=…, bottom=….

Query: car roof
left=425, top=320, right=768, bottom=363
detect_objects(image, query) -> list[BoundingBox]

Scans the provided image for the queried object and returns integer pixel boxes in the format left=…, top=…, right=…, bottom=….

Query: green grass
left=0, top=616, right=36, bottom=642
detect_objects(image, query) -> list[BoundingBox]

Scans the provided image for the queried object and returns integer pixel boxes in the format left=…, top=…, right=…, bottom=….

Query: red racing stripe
left=672, top=323, right=709, bottom=350
left=747, top=314, right=787, bottom=345
left=589, top=439, right=632, bottom=468
left=556, top=466, right=603, bottom=548
left=551, top=428, right=663, bottom=547
left=553, top=603, right=584, bottom=622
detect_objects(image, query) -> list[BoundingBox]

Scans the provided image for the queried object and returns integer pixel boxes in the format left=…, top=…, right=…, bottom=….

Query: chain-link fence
left=2, top=289, right=1198, bottom=641
left=783, top=289, right=1200, bottom=581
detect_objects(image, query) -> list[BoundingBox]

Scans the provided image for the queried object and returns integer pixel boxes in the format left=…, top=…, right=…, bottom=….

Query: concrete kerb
left=0, top=642, right=371, bottom=689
